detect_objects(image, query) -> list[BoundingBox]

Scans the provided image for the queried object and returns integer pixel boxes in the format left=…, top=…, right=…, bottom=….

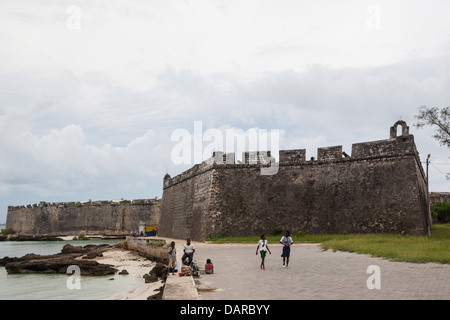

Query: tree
left=414, top=106, right=450, bottom=149
left=430, top=202, right=450, bottom=224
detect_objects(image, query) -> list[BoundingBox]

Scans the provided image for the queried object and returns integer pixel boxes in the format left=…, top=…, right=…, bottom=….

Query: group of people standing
left=256, top=231, right=293, bottom=270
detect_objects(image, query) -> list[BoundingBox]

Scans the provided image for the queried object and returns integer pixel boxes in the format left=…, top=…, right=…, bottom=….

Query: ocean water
left=0, top=240, right=145, bottom=300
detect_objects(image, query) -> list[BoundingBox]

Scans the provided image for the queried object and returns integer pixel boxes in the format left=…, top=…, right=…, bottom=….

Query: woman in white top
left=280, top=231, right=293, bottom=268
left=255, top=234, right=271, bottom=270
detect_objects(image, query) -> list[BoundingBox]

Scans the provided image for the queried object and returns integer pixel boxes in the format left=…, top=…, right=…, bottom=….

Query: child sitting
left=205, top=259, right=214, bottom=274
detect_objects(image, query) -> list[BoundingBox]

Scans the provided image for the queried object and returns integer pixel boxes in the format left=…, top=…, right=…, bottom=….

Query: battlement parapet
left=351, top=135, right=417, bottom=159
left=7, top=198, right=161, bottom=212
left=163, top=159, right=216, bottom=189
left=163, top=122, right=421, bottom=190
left=279, top=149, right=306, bottom=163
left=317, top=146, right=343, bottom=161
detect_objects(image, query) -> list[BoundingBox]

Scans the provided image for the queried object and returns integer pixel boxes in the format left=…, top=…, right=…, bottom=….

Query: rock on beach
left=0, top=243, right=118, bottom=276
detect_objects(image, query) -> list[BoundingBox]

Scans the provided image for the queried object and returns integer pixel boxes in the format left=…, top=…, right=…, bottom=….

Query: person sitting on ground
left=205, top=259, right=214, bottom=274
left=181, top=238, right=195, bottom=266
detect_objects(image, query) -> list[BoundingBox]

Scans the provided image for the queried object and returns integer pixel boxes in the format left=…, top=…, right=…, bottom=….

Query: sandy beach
left=56, top=235, right=168, bottom=300
left=94, top=247, right=163, bottom=300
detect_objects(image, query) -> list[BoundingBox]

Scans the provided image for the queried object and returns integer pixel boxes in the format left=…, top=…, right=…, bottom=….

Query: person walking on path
left=256, top=234, right=271, bottom=270
left=182, top=238, right=195, bottom=266
left=167, top=241, right=177, bottom=275
left=280, top=231, right=293, bottom=268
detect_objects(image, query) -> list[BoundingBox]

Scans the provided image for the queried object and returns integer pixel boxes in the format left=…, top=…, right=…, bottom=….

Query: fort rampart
left=159, top=121, right=431, bottom=241
left=6, top=199, right=161, bottom=236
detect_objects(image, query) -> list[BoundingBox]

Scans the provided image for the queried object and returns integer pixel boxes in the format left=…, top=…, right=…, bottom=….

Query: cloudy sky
left=1, top=0, right=450, bottom=223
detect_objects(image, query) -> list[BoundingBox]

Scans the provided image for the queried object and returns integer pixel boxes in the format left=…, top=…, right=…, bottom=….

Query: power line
left=422, top=162, right=450, bottom=165
left=430, top=163, right=449, bottom=177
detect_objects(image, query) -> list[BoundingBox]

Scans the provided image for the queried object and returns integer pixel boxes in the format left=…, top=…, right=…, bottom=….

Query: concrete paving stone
left=193, top=243, right=450, bottom=300
left=162, top=273, right=199, bottom=300
left=158, top=239, right=450, bottom=300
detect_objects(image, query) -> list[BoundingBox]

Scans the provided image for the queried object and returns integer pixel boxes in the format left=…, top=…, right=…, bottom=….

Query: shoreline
left=1, top=235, right=320, bottom=300
left=0, top=234, right=127, bottom=242
left=94, top=247, right=164, bottom=300
left=0, top=239, right=165, bottom=300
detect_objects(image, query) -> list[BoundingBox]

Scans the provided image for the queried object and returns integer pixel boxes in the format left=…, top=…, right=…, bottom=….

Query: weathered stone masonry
left=430, top=192, right=450, bottom=206
left=159, top=121, right=431, bottom=241
left=6, top=199, right=161, bottom=236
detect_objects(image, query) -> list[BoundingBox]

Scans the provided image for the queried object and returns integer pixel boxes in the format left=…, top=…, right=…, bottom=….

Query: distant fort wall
left=6, top=199, right=161, bottom=236
left=159, top=121, right=431, bottom=241
left=430, top=192, right=450, bottom=206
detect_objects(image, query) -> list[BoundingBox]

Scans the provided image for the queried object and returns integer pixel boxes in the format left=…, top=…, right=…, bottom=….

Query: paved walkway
left=181, top=242, right=450, bottom=300
left=162, top=274, right=199, bottom=300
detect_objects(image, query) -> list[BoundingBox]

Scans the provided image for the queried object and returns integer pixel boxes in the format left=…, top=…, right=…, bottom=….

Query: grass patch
left=207, top=233, right=347, bottom=244
left=207, top=224, right=450, bottom=264
left=145, top=239, right=164, bottom=246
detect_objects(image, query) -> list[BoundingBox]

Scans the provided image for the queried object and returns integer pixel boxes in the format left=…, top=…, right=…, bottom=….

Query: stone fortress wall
left=5, top=121, right=434, bottom=241
left=159, top=121, right=431, bottom=241
left=430, top=192, right=450, bottom=206
left=6, top=198, right=161, bottom=236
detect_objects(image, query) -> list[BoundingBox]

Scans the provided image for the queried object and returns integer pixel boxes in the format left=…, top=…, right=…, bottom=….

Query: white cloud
left=2, top=1, right=450, bottom=90
left=1, top=0, right=450, bottom=222
left=0, top=115, right=172, bottom=203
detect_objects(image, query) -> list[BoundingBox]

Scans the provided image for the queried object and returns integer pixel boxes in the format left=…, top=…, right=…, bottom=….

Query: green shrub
left=73, top=233, right=90, bottom=240
left=1, top=228, right=16, bottom=235
left=431, top=202, right=450, bottom=224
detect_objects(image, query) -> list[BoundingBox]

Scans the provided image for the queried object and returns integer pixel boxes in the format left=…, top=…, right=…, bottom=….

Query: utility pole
left=426, top=154, right=431, bottom=236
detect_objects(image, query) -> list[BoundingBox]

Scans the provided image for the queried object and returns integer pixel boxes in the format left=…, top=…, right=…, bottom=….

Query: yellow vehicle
left=145, top=225, right=157, bottom=236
